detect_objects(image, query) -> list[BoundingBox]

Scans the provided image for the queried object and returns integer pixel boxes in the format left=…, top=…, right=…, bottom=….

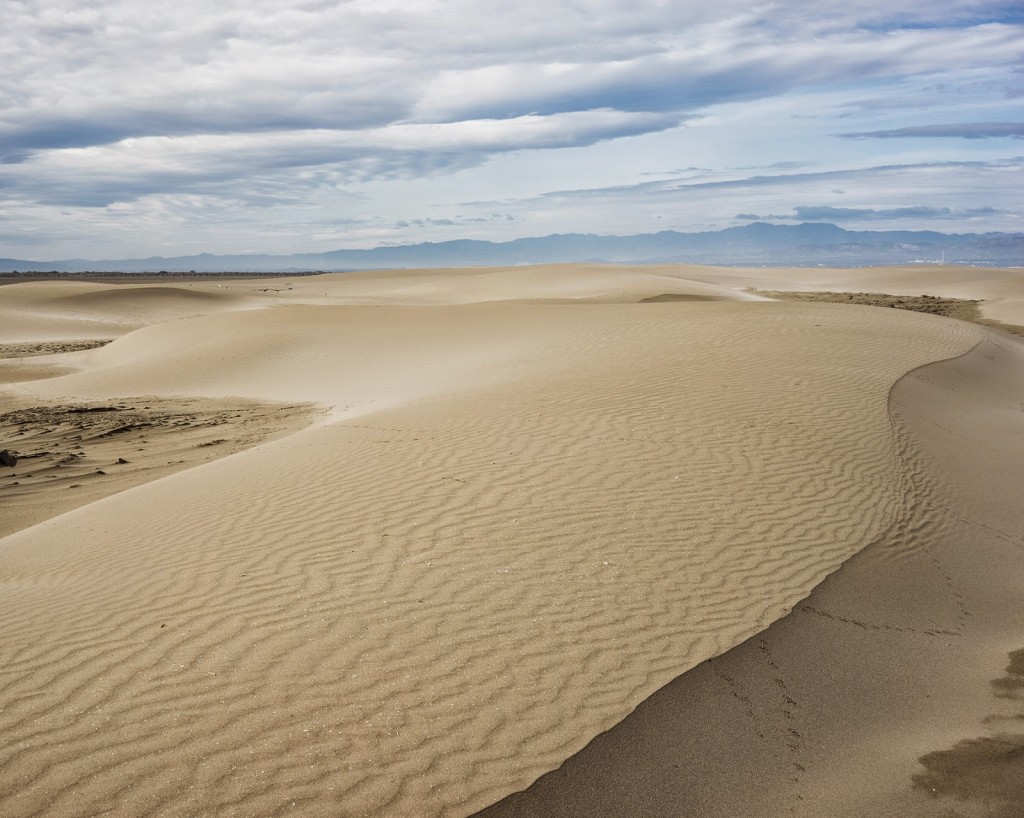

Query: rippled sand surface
left=1, top=264, right=1022, bottom=817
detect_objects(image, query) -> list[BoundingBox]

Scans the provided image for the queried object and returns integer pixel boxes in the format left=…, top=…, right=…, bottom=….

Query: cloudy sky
left=1, top=0, right=1022, bottom=260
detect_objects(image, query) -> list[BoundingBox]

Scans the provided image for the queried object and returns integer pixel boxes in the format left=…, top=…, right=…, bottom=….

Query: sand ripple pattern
left=0, top=302, right=980, bottom=817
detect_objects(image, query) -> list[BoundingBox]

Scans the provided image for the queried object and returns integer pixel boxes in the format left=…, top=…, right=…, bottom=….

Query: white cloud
left=0, top=110, right=679, bottom=208
left=0, top=0, right=1021, bottom=257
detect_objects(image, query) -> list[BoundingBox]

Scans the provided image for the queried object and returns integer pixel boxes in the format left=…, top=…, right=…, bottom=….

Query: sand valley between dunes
left=1, top=263, right=1023, bottom=817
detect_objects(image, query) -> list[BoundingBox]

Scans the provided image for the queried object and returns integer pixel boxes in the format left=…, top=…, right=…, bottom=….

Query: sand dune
left=231, top=264, right=771, bottom=307
left=682, top=263, right=1024, bottom=326
left=477, top=329, right=1024, bottom=818
left=1, top=264, right=1022, bottom=817
left=0, top=281, right=251, bottom=343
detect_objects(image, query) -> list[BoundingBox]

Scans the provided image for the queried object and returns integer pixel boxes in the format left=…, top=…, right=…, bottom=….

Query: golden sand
left=1, top=264, right=1022, bottom=817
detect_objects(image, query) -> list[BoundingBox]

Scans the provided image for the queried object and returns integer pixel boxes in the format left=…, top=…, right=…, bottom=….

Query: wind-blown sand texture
left=1, top=264, right=1023, bottom=817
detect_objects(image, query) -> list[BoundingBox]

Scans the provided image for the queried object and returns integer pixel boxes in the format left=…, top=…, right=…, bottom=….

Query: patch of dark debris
left=0, top=340, right=113, bottom=359
left=912, top=646, right=1024, bottom=816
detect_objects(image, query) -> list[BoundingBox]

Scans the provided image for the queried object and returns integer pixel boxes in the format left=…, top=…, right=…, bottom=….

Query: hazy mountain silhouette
left=2, top=223, right=1022, bottom=273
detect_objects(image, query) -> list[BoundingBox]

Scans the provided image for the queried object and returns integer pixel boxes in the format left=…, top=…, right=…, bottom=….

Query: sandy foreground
left=0, top=264, right=1022, bottom=817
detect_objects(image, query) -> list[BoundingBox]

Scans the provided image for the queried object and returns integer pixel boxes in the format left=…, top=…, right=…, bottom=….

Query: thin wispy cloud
left=841, top=122, right=1024, bottom=139
left=461, top=159, right=1023, bottom=235
left=0, top=0, right=1021, bottom=258
left=737, top=205, right=1005, bottom=221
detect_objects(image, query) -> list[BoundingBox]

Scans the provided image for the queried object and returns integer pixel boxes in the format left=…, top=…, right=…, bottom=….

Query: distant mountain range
left=2, top=222, right=1023, bottom=273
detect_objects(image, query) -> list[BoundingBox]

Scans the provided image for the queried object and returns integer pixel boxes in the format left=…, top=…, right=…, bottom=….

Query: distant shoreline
left=0, top=270, right=331, bottom=285
left=2, top=260, right=1021, bottom=285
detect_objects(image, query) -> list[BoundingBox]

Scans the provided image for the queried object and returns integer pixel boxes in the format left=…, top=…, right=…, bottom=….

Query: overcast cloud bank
left=1, top=1, right=1022, bottom=258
